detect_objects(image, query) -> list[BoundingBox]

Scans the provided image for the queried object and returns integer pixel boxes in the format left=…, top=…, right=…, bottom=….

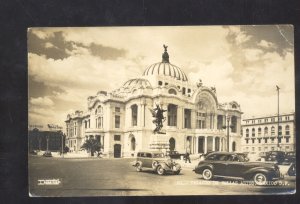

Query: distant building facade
left=28, top=124, right=64, bottom=151
left=241, top=112, right=295, bottom=153
left=65, top=46, right=243, bottom=157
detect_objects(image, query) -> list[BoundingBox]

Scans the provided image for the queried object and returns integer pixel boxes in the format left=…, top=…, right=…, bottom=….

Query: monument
left=149, top=103, right=169, bottom=152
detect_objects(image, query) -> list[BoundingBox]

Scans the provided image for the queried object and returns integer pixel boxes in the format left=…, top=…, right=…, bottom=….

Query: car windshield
left=153, top=153, right=164, bottom=158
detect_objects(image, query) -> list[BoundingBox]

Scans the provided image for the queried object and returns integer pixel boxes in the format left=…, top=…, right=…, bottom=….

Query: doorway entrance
left=114, top=144, right=121, bottom=158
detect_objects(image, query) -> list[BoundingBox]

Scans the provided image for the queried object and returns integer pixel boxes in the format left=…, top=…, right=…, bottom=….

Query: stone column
left=204, top=136, right=207, bottom=153
left=140, top=103, right=145, bottom=127
left=177, top=105, right=183, bottom=129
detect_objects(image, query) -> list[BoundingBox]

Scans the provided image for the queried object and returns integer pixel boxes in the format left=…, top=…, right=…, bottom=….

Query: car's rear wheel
left=253, top=173, right=267, bottom=185
left=136, top=163, right=142, bottom=172
left=156, top=165, right=165, bottom=175
left=202, top=168, right=213, bottom=180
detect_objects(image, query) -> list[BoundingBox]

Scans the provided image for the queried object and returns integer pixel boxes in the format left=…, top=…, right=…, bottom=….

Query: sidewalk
left=176, top=158, right=199, bottom=169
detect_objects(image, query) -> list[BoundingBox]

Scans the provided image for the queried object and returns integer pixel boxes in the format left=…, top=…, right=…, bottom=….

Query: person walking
left=185, top=152, right=191, bottom=163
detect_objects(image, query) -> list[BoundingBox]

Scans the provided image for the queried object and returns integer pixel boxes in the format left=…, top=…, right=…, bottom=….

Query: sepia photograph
left=27, top=25, right=295, bottom=196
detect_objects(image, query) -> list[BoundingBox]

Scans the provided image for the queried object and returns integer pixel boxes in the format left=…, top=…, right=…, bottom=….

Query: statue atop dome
left=162, top=44, right=169, bottom=63
left=163, top=44, right=168, bottom=52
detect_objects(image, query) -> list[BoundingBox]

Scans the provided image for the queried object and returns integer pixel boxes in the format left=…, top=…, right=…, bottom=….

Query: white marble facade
left=65, top=47, right=243, bottom=157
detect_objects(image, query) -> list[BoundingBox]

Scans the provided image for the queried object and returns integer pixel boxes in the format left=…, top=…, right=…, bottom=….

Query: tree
left=81, top=138, right=101, bottom=156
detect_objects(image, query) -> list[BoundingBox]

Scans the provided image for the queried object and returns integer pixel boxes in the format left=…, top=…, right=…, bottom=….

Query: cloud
left=257, top=40, right=276, bottom=49
left=188, top=56, right=235, bottom=98
left=30, top=96, right=54, bottom=107
left=227, top=26, right=252, bottom=45
left=244, top=48, right=264, bottom=61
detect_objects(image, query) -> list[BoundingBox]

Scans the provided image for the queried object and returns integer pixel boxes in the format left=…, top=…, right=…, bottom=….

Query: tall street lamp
left=276, top=85, right=280, bottom=150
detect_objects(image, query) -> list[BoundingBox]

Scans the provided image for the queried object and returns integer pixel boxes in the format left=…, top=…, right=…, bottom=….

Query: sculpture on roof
left=149, top=104, right=167, bottom=134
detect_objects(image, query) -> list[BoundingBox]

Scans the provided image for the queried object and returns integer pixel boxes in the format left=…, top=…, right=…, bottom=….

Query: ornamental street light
left=276, top=85, right=280, bottom=150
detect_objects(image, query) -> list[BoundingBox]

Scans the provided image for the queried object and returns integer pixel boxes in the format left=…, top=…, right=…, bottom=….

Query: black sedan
left=193, top=152, right=282, bottom=185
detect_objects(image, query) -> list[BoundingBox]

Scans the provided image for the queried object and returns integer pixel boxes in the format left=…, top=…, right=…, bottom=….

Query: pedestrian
left=185, top=152, right=191, bottom=163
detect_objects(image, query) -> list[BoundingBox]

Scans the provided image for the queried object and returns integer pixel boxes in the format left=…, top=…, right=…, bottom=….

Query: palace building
left=65, top=46, right=243, bottom=158
left=241, top=112, right=295, bottom=153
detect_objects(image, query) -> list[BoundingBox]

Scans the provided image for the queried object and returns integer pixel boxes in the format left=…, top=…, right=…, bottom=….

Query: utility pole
left=276, top=85, right=280, bottom=150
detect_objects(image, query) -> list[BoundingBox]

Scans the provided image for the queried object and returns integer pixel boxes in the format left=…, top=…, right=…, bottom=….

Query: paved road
left=28, top=156, right=296, bottom=197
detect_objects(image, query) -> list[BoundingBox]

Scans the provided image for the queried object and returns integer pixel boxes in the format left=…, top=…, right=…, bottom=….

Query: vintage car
left=166, top=150, right=185, bottom=159
left=265, top=151, right=286, bottom=164
left=132, top=150, right=181, bottom=175
left=284, top=151, right=296, bottom=164
left=193, top=152, right=282, bottom=185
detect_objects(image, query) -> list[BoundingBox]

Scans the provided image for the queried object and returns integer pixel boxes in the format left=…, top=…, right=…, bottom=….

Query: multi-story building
left=65, top=46, right=243, bottom=157
left=241, top=112, right=295, bottom=153
left=28, top=124, right=64, bottom=152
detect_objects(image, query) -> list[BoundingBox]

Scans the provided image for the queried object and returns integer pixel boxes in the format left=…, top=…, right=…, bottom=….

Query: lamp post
left=61, top=133, right=65, bottom=158
left=276, top=85, right=280, bottom=150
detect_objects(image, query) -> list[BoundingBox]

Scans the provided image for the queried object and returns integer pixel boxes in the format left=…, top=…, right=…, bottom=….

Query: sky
left=28, top=25, right=295, bottom=129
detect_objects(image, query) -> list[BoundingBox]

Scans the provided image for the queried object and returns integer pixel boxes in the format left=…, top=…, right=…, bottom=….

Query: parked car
left=284, top=151, right=295, bottom=164
left=132, top=150, right=181, bottom=175
left=258, top=152, right=269, bottom=161
left=247, top=152, right=261, bottom=162
left=199, top=151, right=215, bottom=159
left=43, top=151, right=52, bottom=157
left=166, top=150, right=185, bottom=159
left=265, top=151, right=286, bottom=164
left=193, top=152, right=282, bottom=185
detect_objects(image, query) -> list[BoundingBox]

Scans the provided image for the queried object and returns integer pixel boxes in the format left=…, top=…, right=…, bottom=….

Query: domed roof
left=122, top=78, right=152, bottom=89
left=142, top=45, right=188, bottom=81
left=143, top=62, right=188, bottom=81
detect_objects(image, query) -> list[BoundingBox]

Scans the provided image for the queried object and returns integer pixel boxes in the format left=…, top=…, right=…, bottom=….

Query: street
left=29, top=156, right=296, bottom=196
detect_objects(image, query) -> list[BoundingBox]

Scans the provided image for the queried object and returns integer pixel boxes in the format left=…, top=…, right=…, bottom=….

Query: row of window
left=245, top=145, right=291, bottom=152
left=244, top=125, right=290, bottom=137
left=245, top=116, right=291, bottom=124
left=158, top=81, right=191, bottom=95
left=245, top=137, right=290, bottom=144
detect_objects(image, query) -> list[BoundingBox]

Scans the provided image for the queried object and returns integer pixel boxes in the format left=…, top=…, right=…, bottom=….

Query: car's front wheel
left=253, top=173, right=267, bottom=185
left=174, top=170, right=181, bottom=175
left=156, top=165, right=165, bottom=175
left=202, top=168, right=213, bottom=180
left=136, top=163, right=142, bottom=172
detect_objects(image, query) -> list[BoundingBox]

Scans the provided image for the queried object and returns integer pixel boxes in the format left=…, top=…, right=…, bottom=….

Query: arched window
left=246, top=129, right=249, bottom=137
left=95, top=105, right=103, bottom=115
left=131, top=104, right=138, bottom=126
left=168, top=89, right=177, bottom=95
left=231, top=116, right=237, bottom=133
left=285, top=125, right=290, bottom=136
left=168, top=104, right=177, bottom=126
left=271, top=126, right=275, bottom=136
left=264, top=127, right=268, bottom=136
left=252, top=128, right=255, bottom=137
left=278, top=126, right=282, bottom=136
left=258, top=127, right=261, bottom=137
left=130, top=137, right=136, bottom=151
left=232, top=104, right=237, bottom=109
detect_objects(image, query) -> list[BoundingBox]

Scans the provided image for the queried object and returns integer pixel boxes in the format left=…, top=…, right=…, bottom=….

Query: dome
left=142, top=45, right=188, bottom=81
left=122, top=78, right=152, bottom=89
left=143, top=62, right=188, bottom=81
